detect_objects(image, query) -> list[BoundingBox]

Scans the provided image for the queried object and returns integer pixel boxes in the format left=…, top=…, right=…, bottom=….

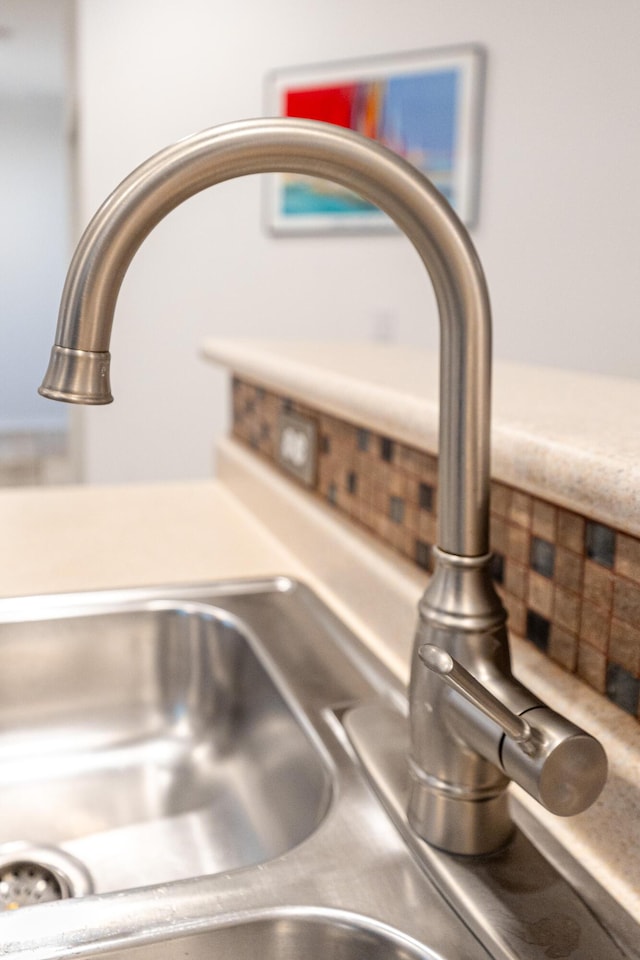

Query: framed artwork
left=264, top=45, right=485, bottom=235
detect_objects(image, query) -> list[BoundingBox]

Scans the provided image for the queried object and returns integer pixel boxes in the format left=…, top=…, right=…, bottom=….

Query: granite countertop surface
left=202, top=339, right=640, bottom=537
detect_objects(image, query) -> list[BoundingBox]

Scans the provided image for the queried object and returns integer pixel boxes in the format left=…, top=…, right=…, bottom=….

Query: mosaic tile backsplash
left=232, top=376, right=640, bottom=721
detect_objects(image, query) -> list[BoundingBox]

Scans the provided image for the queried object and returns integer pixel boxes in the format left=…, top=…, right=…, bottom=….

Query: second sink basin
left=0, top=598, right=331, bottom=893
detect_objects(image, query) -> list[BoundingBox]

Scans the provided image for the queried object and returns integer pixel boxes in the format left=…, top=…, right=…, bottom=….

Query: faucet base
left=407, top=762, right=514, bottom=856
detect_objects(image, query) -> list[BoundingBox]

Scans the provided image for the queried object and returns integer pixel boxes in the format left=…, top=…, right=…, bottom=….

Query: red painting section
left=285, top=85, right=356, bottom=129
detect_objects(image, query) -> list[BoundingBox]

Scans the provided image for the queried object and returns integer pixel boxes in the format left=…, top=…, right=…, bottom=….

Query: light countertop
left=202, top=339, right=640, bottom=537
left=0, top=480, right=301, bottom=600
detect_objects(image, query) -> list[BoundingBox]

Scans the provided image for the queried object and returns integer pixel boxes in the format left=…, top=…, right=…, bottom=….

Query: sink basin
left=91, top=908, right=439, bottom=960
left=0, top=580, right=494, bottom=960
left=0, top=598, right=331, bottom=893
left=0, top=580, right=634, bottom=960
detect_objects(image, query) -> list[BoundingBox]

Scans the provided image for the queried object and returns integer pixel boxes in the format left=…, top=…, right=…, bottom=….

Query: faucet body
left=40, top=118, right=606, bottom=856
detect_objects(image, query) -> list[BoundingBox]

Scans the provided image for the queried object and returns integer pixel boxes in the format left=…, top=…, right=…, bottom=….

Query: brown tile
left=372, top=482, right=388, bottom=513
left=531, top=500, right=557, bottom=542
left=577, top=643, right=607, bottom=693
left=579, top=600, right=610, bottom=653
left=404, top=476, right=420, bottom=506
left=616, top=533, right=640, bottom=584
left=583, top=560, right=614, bottom=612
left=506, top=524, right=530, bottom=566
left=388, top=470, right=405, bottom=498
left=554, top=587, right=581, bottom=633
left=359, top=472, right=374, bottom=504
left=505, top=597, right=527, bottom=638
left=505, top=561, right=528, bottom=600
left=609, top=619, right=640, bottom=676
left=613, top=578, right=640, bottom=627
left=557, top=510, right=585, bottom=553
left=403, top=503, right=419, bottom=535
left=528, top=572, right=554, bottom=618
left=418, top=512, right=437, bottom=542
left=490, top=482, right=511, bottom=518
left=554, top=546, right=584, bottom=594
left=548, top=626, right=578, bottom=672
left=394, top=444, right=414, bottom=473
left=509, top=491, right=532, bottom=529
left=490, top=515, right=508, bottom=555
left=414, top=450, right=438, bottom=482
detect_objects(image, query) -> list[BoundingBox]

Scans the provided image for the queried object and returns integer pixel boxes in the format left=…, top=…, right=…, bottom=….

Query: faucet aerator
left=39, top=345, right=113, bottom=405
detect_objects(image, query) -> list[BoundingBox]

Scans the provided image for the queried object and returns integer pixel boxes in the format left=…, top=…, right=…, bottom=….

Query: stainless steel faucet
left=39, top=117, right=607, bottom=856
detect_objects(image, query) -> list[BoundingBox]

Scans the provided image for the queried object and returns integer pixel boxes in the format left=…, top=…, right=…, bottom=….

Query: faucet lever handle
left=418, top=644, right=536, bottom=753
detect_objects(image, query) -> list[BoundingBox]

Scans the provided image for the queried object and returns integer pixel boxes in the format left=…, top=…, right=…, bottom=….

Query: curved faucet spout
left=39, top=117, right=491, bottom=559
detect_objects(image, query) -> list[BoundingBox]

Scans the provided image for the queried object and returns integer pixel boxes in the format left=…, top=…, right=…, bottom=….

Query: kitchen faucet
left=39, top=117, right=607, bottom=857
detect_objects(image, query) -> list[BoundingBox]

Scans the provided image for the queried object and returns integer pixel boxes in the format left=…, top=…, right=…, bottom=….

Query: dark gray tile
left=526, top=609, right=551, bottom=652
left=389, top=495, right=405, bottom=524
left=606, top=663, right=640, bottom=716
left=530, top=536, right=556, bottom=579
left=419, top=482, right=434, bottom=512
left=415, top=540, right=433, bottom=572
left=585, top=521, right=616, bottom=569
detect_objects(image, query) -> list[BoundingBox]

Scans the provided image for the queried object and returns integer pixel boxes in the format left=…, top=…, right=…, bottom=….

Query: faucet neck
left=40, top=118, right=492, bottom=557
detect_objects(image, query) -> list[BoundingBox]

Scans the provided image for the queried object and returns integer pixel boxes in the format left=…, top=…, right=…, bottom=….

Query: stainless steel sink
left=0, top=578, right=491, bottom=960
left=89, top=907, right=439, bottom=960
left=0, top=597, right=330, bottom=893
left=1, top=578, right=635, bottom=960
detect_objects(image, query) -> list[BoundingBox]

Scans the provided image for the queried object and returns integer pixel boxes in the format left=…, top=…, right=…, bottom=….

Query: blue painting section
left=282, top=67, right=460, bottom=218
left=381, top=69, right=458, bottom=176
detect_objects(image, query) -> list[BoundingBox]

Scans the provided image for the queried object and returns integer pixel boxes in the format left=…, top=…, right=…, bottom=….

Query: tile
left=585, top=520, right=617, bottom=569
left=613, top=578, right=640, bottom=627
left=380, top=436, right=395, bottom=463
left=554, top=546, right=584, bottom=594
left=490, top=482, right=511, bottom=518
left=548, top=625, right=578, bottom=672
left=505, top=596, right=527, bottom=638
left=505, top=561, right=528, bottom=600
left=415, top=540, right=433, bottom=572
left=577, top=644, right=607, bottom=693
left=579, top=600, right=610, bottom=653
left=389, top=495, right=405, bottom=525
left=509, top=491, right=533, bottom=529
left=616, top=533, right=640, bottom=584
left=356, top=428, right=370, bottom=452
left=557, top=510, right=585, bottom=553
left=554, top=587, right=581, bottom=633
left=526, top=610, right=551, bottom=652
left=490, top=552, right=505, bottom=585
left=490, top=515, right=508, bottom=555
left=609, top=619, right=640, bottom=676
left=583, top=560, right=614, bottom=612
left=506, top=525, right=530, bottom=566
left=606, top=663, right=640, bottom=716
left=418, top=512, right=437, bottom=542
left=530, top=536, right=556, bottom=579
left=528, top=572, right=554, bottom=618
left=418, top=482, right=434, bottom=512
left=532, top=500, right=557, bottom=541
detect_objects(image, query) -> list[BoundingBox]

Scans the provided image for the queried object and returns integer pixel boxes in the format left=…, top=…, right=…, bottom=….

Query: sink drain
left=0, top=844, right=93, bottom=911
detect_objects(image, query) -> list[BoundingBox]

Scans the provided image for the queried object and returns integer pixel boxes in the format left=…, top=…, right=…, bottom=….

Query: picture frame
left=264, top=45, right=486, bottom=235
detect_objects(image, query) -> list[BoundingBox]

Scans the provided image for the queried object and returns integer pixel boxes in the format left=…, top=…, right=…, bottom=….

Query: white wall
left=0, top=96, right=70, bottom=434
left=74, top=0, right=640, bottom=484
